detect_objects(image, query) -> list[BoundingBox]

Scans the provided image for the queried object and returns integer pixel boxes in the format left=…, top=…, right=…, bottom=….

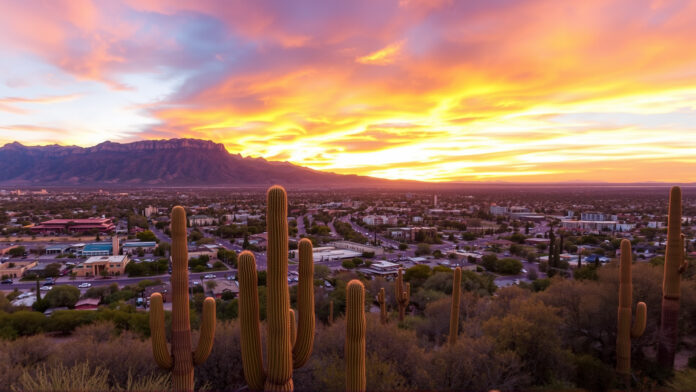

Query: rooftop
left=84, top=255, right=128, bottom=264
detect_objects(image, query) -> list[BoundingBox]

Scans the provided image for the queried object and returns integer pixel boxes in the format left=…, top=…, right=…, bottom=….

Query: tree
left=206, top=280, right=218, bottom=292
left=404, top=265, right=432, bottom=289
left=136, top=230, right=157, bottom=242
left=8, top=246, right=25, bottom=258
left=415, top=243, right=431, bottom=256
left=399, top=243, right=408, bottom=251
left=43, top=285, right=81, bottom=308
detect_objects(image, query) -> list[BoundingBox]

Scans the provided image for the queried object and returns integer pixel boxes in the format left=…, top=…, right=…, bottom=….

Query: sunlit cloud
left=1, top=0, right=696, bottom=182
left=356, top=41, right=405, bottom=65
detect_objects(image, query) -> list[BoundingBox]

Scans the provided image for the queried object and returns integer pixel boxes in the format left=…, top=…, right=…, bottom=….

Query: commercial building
left=81, top=242, right=113, bottom=257
left=309, top=246, right=362, bottom=262
left=362, top=215, right=397, bottom=226
left=580, top=212, right=618, bottom=222
left=31, top=218, right=115, bottom=234
left=73, top=255, right=130, bottom=277
left=358, top=260, right=400, bottom=277
left=123, top=241, right=157, bottom=255
left=489, top=205, right=509, bottom=215
left=331, top=241, right=384, bottom=256
left=561, top=220, right=634, bottom=233
left=189, top=215, right=216, bottom=226
left=0, top=260, right=38, bottom=279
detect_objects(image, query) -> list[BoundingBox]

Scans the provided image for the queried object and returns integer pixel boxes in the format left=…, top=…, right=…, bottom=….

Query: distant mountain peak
left=0, top=138, right=387, bottom=187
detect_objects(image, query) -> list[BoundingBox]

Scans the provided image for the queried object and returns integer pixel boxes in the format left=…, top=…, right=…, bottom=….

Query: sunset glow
left=1, top=0, right=696, bottom=182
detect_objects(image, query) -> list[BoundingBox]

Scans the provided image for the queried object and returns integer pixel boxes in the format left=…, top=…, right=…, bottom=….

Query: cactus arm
left=346, top=280, right=366, bottom=392
left=448, top=267, right=462, bottom=346
left=329, top=300, right=334, bottom=325
left=631, top=302, right=647, bottom=339
left=193, top=297, right=217, bottom=366
left=239, top=251, right=266, bottom=390
left=406, top=282, right=411, bottom=302
left=149, top=293, right=173, bottom=370
left=289, top=309, right=297, bottom=348
left=679, top=234, right=688, bottom=273
left=265, top=186, right=294, bottom=391
left=292, top=238, right=315, bottom=369
left=378, top=288, right=387, bottom=325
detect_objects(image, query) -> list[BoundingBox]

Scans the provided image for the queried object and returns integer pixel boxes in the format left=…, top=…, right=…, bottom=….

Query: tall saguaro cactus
left=448, top=267, right=462, bottom=346
left=616, top=240, right=647, bottom=376
left=238, top=186, right=315, bottom=391
left=658, top=186, right=687, bottom=369
left=149, top=206, right=216, bottom=392
left=377, top=287, right=387, bottom=325
left=346, top=280, right=366, bottom=392
left=395, top=268, right=410, bottom=322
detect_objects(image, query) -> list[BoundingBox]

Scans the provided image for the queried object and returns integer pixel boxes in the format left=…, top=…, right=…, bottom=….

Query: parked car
left=1, top=279, right=12, bottom=284
left=43, top=281, right=55, bottom=286
left=193, top=281, right=201, bottom=285
left=78, top=283, right=92, bottom=288
left=203, top=274, right=216, bottom=279
left=40, top=285, right=53, bottom=291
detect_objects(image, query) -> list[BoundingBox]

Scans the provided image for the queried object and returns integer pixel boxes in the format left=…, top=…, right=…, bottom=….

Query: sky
left=1, top=0, right=696, bottom=183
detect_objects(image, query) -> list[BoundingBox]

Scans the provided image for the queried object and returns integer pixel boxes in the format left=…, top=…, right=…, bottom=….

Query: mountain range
left=0, top=139, right=389, bottom=187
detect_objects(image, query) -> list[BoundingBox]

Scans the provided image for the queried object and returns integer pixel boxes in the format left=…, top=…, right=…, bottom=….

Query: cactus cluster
left=149, top=206, right=216, bottom=392
left=658, top=186, right=687, bottom=369
left=346, top=280, right=366, bottom=392
left=448, top=267, right=462, bottom=346
left=377, top=287, right=388, bottom=325
left=238, top=185, right=315, bottom=391
left=616, top=240, right=647, bottom=376
left=395, top=268, right=410, bottom=322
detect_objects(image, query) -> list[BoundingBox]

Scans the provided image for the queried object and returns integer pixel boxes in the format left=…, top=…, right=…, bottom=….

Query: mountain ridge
left=0, top=138, right=391, bottom=187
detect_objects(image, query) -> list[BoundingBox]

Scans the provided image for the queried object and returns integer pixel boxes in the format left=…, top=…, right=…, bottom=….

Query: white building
left=490, top=205, right=509, bottom=215
left=581, top=212, right=617, bottom=221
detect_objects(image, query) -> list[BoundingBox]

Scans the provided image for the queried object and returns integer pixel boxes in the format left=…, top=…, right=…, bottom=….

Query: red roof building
left=74, top=298, right=100, bottom=310
left=31, top=218, right=115, bottom=234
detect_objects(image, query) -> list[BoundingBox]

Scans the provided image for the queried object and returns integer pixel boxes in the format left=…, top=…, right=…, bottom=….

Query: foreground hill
left=0, top=139, right=386, bottom=187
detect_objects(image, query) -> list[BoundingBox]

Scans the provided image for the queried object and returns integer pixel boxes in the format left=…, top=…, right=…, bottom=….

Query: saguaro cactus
left=658, top=186, right=687, bottom=369
left=377, top=287, right=387, bottom=325
left=238, top=186, right=315, bottom=391
left=448, top=267, right=462, bottom=346
left=616, top=240, right=647, bottom=376
left=149, top=206, right=216, bottom=392
left=346, top=280, right=366, bottom=392
left=395, top=268, right=410, bottom=322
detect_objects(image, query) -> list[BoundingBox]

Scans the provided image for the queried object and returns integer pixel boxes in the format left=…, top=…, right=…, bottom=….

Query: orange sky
left=1, top=0, right=696, bottom=182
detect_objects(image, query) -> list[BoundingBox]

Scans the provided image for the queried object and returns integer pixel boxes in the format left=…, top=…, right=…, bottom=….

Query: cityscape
left=2, top=1, right=696, bottom=391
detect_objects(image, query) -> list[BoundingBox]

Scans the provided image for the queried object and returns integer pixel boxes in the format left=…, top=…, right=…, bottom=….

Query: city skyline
left=2, top=1, right=696, bottom=183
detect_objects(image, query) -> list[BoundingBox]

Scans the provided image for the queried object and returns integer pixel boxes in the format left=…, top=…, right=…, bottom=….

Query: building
left=581, top=212, right=618, bottom=221
left=358, top=260, right=400, bottom=277
left=31, top=218, right=115, bottom=234
left=446, top=250, right=484, bottom=262
left=309, top=246, right=362, bottom=262
left=362, top=215, right=397, bottom=226
left=189, top=215, right=216, bottom=226
left=81, top=242, right=113, bottom=257
left=331, top=241, right=385, bottom=256
left=45, top=244, right=72, bottom=255
left=144, top=206, right=158, bottom=218
left=387, top=227, right=438, bottom=242
left=561, top=220, right=634, bottom=233
left=490, top=205, right=509, bottom=215
left=0, top=260, right=38, bottom=279
left=73, top=255, right=130, bottom=277
left=122, top=241, right=157, bottom=255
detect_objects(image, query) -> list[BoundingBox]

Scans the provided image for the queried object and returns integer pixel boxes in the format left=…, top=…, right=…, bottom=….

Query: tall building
left=434, top=194, right=438, bottom=207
